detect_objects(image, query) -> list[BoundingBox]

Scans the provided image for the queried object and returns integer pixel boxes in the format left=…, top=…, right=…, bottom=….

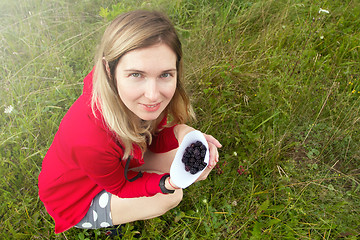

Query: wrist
left=166, top=177, right=180, bottom=190
left=173, top=124, right=195, bottom=143
left=159, top=175, right=175, bottom=194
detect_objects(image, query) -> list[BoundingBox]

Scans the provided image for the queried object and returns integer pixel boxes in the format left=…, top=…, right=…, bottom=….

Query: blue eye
left=160, top=73, right=171, bottom=78
left=131, top=73, right=141, bottom=78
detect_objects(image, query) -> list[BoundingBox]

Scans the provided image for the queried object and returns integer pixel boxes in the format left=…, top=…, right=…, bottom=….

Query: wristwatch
left=159, top=174, right=175, bottom=194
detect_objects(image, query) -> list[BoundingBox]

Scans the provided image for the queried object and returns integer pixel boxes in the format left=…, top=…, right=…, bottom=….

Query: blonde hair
left=91, top=10, right=194, bottom=159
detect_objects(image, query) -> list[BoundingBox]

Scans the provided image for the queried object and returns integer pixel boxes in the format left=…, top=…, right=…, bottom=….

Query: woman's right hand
left=173, top=124, right=195, bottom=144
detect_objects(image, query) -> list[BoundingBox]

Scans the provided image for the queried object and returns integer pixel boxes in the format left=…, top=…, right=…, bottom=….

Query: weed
left=1, top=0, right=359, bottom=239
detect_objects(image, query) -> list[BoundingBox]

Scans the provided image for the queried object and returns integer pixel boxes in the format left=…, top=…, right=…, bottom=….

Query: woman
left=38, top=10, right=221, bottom=234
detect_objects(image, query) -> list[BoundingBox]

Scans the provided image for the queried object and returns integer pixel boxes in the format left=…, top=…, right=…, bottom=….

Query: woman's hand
left=195, top=133, right=222, bottom=182
left=173, top=124, right=222, bottom=183
left=173, top=124, right=195, bottom=144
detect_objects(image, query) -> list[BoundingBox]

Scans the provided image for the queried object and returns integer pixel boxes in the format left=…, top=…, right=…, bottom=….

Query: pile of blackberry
left=182, top=141, right=207, bottom=174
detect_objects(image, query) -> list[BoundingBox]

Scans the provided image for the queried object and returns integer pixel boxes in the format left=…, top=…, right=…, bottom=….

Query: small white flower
left=319, top=8, right=330, bottom=14
left=202, top=199, right=208, bottom=204
left=320, top=36, right=324, bottom=40
left=233, top=152, right=238, bottom=156
left=4, top=105, right=14, bottom=114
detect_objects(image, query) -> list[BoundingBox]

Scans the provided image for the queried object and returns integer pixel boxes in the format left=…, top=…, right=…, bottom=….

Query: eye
left=160, top=73, right=173, bottom=78
left=130, top=73, right=141, bottom=78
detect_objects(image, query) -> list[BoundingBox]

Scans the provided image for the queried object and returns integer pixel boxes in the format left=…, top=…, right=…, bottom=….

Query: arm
left=139, top=124, right=222, bottom=191
left=74, top=143, right=167, bottom=198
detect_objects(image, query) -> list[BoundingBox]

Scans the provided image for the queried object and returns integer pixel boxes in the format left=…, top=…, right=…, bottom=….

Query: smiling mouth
left=141, top=102, right=161, bottom=112
left=144, top=103, right=159, bottom=108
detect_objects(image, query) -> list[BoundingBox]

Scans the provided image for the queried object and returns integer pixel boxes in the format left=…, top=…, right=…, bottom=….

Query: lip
left=141, top=102, right=161, bottom=112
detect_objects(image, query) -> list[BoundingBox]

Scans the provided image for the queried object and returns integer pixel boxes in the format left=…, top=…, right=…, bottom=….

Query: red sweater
left=38, top=69, right=179, bottom=233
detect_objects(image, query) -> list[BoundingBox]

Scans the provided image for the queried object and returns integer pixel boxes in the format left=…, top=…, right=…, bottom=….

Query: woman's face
left=115, top=43, right=177, bottom=121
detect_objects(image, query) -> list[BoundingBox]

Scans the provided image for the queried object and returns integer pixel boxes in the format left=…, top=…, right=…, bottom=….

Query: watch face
left=170, top=130, right=209, bottom=188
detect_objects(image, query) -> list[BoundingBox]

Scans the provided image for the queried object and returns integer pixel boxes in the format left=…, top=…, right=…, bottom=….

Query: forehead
left=117, top=44, right=177, bottom=71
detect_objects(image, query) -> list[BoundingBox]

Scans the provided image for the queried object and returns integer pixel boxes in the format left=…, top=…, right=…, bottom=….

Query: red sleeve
left=148, top=125, right=179, bottom=153
left=73, top=144, right=166, bottom=198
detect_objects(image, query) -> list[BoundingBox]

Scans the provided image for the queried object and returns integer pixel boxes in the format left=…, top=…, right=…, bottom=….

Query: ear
left=102, top=57, right=112, bottom=79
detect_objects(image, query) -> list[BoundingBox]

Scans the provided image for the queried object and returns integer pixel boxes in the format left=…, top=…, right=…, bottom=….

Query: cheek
left=170, top=79, right=178, bottom=95
left=166, top=83, right=177, bottom=100
left=117, top=84, right=136, bottom=103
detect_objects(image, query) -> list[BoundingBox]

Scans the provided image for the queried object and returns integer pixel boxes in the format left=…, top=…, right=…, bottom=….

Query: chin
left=138, top=113, right=162, bottom=121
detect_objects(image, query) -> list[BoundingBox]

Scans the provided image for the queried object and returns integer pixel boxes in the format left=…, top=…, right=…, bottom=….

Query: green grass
left=1, top=0, right=359, bottom=239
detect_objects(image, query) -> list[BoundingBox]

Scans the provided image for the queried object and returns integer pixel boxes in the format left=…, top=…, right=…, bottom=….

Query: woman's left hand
left=173, top=124, right=222, bottom=182
left=195, top=133, right=222, bottom=182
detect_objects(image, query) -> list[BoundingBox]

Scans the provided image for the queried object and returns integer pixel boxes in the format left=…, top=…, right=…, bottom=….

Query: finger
left=196, top=165, right=210, bottom=182
left=207, top=142, right=218, bottom=168
left=204, top=134, right=222, bottom=148
left=211, top=148, right=219, bottom=165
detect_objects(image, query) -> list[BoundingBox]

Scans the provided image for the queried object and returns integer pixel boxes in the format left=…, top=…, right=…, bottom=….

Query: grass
left=1, top=0, right=359, bottom=239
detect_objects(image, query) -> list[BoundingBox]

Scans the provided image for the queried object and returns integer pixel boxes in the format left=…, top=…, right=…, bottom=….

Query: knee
left=163, top=189, right=183, bottom=213
left=171, top=188, right=183, bottom=208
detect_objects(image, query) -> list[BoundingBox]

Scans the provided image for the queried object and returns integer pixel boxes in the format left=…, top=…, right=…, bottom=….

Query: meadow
left=0, top=0, right=359, bottom=239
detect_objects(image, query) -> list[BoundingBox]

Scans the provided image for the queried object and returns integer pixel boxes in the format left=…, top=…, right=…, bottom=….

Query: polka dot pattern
left=74, top=190, right=113, bottom=230
left=100, top=222, right=110, bottom=228
left=93, top=210, right=98, bottom=222
left=82, top=222, right=92, bottom=228
left=99, top=192, right=109, bottom=208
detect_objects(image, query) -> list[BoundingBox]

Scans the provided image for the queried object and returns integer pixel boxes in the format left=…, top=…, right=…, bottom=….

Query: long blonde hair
left=91, top=10, right=194, bottom=159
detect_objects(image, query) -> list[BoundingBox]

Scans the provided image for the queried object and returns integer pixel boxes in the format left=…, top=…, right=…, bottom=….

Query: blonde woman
left=38, top=10, right=221, bottom=234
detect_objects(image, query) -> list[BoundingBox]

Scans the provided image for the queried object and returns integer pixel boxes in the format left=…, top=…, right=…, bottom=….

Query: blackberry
left=182, top=141, right=208, bottom=175
left=190, top=167, right=198, bottom=174
left=193, top=148, right=200, bottom=157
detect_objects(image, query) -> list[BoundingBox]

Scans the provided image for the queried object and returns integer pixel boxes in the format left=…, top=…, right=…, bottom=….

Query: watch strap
left=159, top=174, right=175, bottom=194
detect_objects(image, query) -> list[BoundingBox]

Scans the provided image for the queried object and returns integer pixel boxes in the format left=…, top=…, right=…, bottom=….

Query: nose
left=144, top=78, right=160, bottom=101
